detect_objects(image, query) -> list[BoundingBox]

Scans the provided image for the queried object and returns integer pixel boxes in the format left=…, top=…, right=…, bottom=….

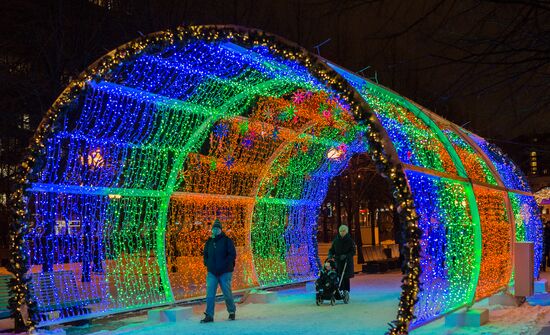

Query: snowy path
left=28, top=271, right=550, bottom=335
left=77, top=273, right=402, bottom=335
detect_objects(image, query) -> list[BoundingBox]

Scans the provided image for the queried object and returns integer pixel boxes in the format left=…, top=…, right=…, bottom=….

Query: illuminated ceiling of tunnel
left=11, top=26, right=542, bottom=334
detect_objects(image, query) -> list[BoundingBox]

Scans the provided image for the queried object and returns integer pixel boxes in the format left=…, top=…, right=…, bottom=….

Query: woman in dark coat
left=328, top=225, right=355, bottom=292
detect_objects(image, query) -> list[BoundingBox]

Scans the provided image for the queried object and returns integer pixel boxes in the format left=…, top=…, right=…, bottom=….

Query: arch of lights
left=10, top=26, right=542, bottom=334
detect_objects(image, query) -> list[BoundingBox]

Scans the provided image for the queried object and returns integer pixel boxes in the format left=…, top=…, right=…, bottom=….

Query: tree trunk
left=354, top=201, right=364, bottom=263
left=346, top=196, right=353, bottom=228
left=370, top=204, right=376, bottom=246
left=335, top=177, right=342, bottom=230
left=376, top=207, right=384, bottom=245
left=322, top=213, right=328, bottom=243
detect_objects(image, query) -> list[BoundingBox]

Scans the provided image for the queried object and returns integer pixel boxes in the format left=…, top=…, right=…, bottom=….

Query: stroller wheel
left=330, top=296, right=336, bottom=306
left=343, top=290, right=350, bottom=304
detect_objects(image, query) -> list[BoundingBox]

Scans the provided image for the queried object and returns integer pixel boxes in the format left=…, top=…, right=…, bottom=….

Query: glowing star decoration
left=286, top=105, right=296, bottom=120
left=241, top=136, right=254, bottom=149
left=224, top=155, right=235, bottom=170
left=213, top=123, right=229, bottom=139
left=292, top=91, right=311, bottom=104
left=294, top=90, right=313, bottom=105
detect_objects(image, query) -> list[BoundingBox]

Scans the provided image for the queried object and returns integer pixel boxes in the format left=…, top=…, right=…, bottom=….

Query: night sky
left=1, top=0, right=549, bottom=171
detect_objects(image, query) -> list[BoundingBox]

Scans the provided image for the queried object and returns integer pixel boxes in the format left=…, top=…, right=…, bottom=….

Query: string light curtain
left=362, top=90, right=457, bottom=175
left=468, top=133, right=543, bottom=278
left=404, top=171, right=477, bottom=326
left=328, top=63, right=541, bottom=330
left=439, top=126, right=498, bottom=186
left=509, top=192, right=544, bottom=279
left=20, top=33, right=341, bottom=325
left=473, top=186, right=512, bottom=299
left=12, top=26, right=542, bottom=335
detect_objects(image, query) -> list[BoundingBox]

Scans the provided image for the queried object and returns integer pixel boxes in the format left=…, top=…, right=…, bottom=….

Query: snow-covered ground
left=411, top=297, right=550, bottom=335
left=4, top=271, right=550, bottom=334
left=410, top=271, right=550, bottom=335
left=40, top=273, right=404, bottom=335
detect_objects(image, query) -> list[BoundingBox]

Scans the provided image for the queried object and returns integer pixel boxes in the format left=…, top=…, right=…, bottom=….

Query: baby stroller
left=315, top=258, right=350, bottom=306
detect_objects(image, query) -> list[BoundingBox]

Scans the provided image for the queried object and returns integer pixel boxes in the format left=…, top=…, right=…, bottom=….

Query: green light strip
left=459, top=182, right=483, bottom=305
left=256, top=197, right=317, bottom=207
left=158, top=113, right=225, bottom=302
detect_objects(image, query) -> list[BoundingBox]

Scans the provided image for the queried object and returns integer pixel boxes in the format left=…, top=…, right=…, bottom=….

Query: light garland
left=364, top=92, right=457, bottom=175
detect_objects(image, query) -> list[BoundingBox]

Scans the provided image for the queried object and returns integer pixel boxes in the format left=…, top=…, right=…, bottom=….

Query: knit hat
left=212, top=219, right=222, bottom=230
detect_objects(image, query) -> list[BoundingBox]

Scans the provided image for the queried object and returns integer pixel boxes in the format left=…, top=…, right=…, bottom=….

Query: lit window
left=22, top=114, right=30, bottom=130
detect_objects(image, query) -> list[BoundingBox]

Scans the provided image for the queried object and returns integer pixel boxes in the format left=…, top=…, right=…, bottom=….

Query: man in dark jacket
left=328, top=225, right=355, bottom=293
left=201, top=219, right=237, bottom=323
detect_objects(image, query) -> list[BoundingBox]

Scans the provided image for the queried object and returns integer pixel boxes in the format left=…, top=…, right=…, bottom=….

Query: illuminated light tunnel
left=10, top=26, right=542, bottom=334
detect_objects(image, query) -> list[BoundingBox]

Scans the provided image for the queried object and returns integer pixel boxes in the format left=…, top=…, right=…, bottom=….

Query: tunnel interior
left=24, top=35, right=368, bottom=323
